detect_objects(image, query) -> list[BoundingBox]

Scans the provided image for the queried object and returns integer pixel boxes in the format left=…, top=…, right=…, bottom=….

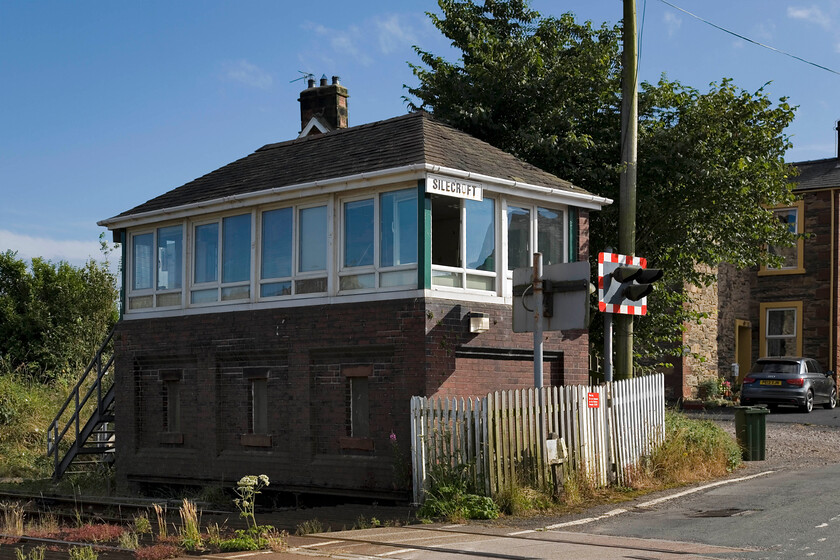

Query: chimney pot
left=332, top=75, right=340, bottom=85
left=320, top=74, right=328, bottom=86
left=307, top=77, right=315, bottom=88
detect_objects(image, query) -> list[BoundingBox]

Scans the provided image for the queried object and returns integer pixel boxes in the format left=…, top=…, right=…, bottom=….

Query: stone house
left=96, top=77, right=610, bottom=497
left=669, top=124, right=840, bottom=399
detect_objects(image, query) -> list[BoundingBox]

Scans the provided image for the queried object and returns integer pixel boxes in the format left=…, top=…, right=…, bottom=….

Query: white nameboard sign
left=426, top=174, right=483, bottom=201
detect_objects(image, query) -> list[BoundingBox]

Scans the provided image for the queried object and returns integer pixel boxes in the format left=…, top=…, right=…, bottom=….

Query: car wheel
left=801, top=390, right=814, bottom=413
left=825, top=389, right=837, bottom=410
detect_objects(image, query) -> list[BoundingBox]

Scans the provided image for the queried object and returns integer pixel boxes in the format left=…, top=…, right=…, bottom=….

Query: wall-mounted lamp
left=469, top=312, right=490, bottom=334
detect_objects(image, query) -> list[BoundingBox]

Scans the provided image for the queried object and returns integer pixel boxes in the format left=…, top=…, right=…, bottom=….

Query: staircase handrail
left=47, top=329, right=115, bottom=469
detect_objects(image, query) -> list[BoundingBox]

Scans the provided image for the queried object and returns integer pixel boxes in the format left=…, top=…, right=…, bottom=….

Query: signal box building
left=99, top=77, right=610, bottom=497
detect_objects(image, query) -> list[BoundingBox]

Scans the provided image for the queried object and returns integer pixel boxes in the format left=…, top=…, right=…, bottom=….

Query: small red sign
left=587, top=393, right=600, bottom=408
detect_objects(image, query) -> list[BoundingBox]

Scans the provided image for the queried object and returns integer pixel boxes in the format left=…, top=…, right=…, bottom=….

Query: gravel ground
left=715, top=419, right=840, bottom=474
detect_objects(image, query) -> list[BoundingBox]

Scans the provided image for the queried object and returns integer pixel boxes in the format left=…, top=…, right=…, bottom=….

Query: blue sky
left=1, top=0, right=839, bottom=266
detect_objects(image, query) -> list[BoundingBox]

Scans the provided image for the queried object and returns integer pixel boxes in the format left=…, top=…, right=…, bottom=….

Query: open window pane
left=132, top=233, right=153, bottom=290
left=466, top=198, right=495, bottom=271
left=432, top=196, right=460, bottom=268
left=538, top=207, right=564, bottom=265
left=261, top=208, right=292, bottom=280
left=299, top=206, right=327, bottom=272
left=507, top=206, right=530, bottom=271
left=381, top=189, right=417, bottom=267
left=344, top=199, right=374, bottom=268
left=194, top=223, right=218, bottom=284
left=157, top=226, right=182, bottom=290
left=222, top=214, right=251, bottom=284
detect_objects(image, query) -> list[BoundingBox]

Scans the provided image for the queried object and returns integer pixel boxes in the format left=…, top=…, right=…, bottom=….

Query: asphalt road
left=691, top=404, right=840, bottom=427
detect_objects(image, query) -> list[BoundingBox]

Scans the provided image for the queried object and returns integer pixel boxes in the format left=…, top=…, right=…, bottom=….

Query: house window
left=432, top=196, right=495, bottom=291
left=244, top=368, right=269, bottom=435
left=191, top=213, right=252, bottom=304
left=128, top=225, right=183, bottom=310
left=762, top=201, right=804, bottom=275
left=159, top=369, right=182, bottom=435
left=506, top=204, right=566, bottom=271
left=338, top=188, right=418, bottom=292
left=760, top=301, right=803, bottom=357
left=342, top=365, right=372, bottom=438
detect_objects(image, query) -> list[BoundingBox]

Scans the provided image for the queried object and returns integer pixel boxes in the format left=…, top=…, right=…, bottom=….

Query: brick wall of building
left=113, top=296, right=588, bottom=497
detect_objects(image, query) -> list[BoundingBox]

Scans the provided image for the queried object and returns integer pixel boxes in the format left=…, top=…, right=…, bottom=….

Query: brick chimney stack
left=298, top=75, right=349, bottom=135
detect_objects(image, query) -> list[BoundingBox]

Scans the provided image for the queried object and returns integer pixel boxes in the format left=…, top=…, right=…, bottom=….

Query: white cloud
left=376, top=14, right=419, bottom=55
left=787, top=5, right=832, bottom=28
left=222, top=59, right=274, bottom=89
left=664, top=12, right=682, bottom=37
left=302, top=14, right=424, bottom=67
left=0, top=230, right=103, bottom=267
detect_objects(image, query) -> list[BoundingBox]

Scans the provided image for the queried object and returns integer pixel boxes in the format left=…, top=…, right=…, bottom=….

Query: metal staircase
left=47, top=329, right=116, bottom=480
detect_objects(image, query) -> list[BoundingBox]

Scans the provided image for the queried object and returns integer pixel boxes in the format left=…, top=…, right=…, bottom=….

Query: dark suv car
left=740, top=357, right=837, bottom=413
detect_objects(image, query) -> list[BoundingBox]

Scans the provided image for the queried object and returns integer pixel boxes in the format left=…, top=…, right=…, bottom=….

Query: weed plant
left=417, top=461, right=499, bottom=521
left=1, top=501, right=25, bottom=535
left=295, top=518, right=324, bottom=535
left=14, top=546, right=45, bottom=560
left=67, top=546, right=98, bottom=560
left=630, top=410, right=741, bottom=488
left=177, top=498, right=202, bottom=550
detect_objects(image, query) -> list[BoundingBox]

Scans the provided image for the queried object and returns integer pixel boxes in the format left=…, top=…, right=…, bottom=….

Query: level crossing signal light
left=598, top=252, right=663, bottom=315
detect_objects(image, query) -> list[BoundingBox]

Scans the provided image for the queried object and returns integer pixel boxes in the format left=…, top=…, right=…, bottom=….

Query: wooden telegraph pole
left=616, top=0, right=638, bottom=379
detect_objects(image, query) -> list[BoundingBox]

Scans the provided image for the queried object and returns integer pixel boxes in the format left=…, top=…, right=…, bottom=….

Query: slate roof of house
left=107, top=111, right=599, bottom=221
left=794, top=157, right=840, bottom=191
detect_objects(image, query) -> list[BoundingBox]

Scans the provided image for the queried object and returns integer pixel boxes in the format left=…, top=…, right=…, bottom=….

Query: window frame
left=431, top=194, right=498, bottom=293
left=502, top=200, right=569, bottom=297
left=189, top=211, right=255, bottom=306
left=759, top=300, right=803, bottom=358
left=127, top=223, right=186, bottom=311
left=337, top=188, right=419, bottom=293
left=760, top=199, right=805, bottom=276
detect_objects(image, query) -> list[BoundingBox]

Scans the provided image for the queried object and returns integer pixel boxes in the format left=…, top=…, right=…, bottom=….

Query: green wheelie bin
left=733, top=405, right=769, bottom=461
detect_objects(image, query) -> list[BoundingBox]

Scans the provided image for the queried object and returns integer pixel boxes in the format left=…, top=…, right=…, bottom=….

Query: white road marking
left=378, top=549, right=416, bottom=556
left=298, top=540, right=344, bottom=548
left=513, top=470, right=776, bottom=533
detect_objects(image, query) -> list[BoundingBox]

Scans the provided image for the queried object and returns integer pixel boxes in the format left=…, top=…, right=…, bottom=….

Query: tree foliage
left=0, top=250, right=118, bottom=381
left=407, top=0, right=797, bottom=368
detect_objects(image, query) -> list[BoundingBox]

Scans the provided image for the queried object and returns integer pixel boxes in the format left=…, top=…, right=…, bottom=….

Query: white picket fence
left=410, top=374, right=665, bottom=503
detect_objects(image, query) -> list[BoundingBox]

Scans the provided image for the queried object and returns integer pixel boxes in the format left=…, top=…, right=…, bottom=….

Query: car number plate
left=759, top=380, right=782, bottom=386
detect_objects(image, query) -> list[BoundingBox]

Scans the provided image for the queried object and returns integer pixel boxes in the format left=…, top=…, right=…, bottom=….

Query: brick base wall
left=113, top=296, right=587, bottom=497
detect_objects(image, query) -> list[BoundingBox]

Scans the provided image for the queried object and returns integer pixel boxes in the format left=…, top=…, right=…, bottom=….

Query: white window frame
left=189, top=211, right=255, bottom=306
left=127, top=223, right=186, bottom=312
left=431, top=194, right=499, bottom=294
left=337, top=188, right=418, bottom=293
left=501, top=200, right=569, bottom=298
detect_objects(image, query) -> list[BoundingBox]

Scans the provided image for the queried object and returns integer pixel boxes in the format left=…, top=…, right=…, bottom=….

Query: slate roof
left=107, top=111, right=596, bottom=221
left=793, top=156, right=840, bottom=191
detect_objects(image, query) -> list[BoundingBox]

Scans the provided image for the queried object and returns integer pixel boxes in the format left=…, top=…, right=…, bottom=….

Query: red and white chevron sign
left=598, top=252, right=648, bottom=315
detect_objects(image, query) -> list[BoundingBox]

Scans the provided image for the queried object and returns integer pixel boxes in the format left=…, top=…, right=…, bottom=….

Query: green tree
left=407, top=0, right=797, bottom=370
left=0, top=250, right=118, bottom=381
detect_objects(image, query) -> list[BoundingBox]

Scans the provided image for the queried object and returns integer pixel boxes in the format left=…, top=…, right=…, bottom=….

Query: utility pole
left=616, top=0, right=638, bottom=379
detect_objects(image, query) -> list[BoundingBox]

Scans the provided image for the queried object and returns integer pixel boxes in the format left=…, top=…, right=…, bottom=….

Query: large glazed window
left=339, top=188, right=418, bottom=292
left=128, top=225, right=183, bottom=310
left=260, top=207, right=293, bottom=297
left=432, top=196, right=495, bottom=291
left=191, top=213, right=252, bottom=304
left=507, top=204, right=566, bottom=272
left=296, top=205, right=328, bottom=294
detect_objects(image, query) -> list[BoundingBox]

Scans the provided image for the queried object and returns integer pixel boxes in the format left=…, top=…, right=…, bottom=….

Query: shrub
left=64, top=523, right=124, bottom=543
left=631, top=410, right=741, bottom=488
left=417, top=462, right=499, bottom=521
left=67, top=546, right=98, bottom=560
left=134, top=544, right=181, bottom=560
